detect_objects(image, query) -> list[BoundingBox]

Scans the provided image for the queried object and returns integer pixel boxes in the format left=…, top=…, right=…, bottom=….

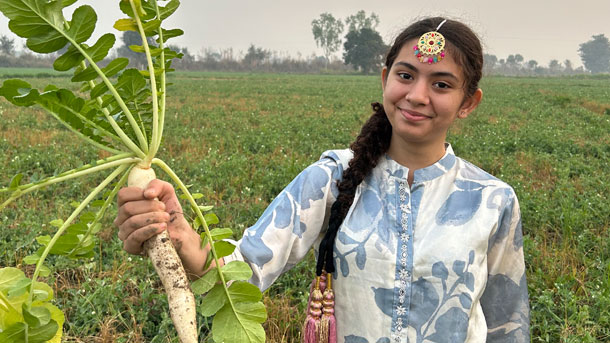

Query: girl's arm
left=224, top=154, right=343, bottom=291
left=480, top=191, right=530, bottom=341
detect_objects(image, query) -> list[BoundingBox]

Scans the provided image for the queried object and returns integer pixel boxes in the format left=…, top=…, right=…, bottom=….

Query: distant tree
left=527, top=60, right=538, bottom=70
left=0, top=34, right=15, bottom=56
left=549, top=59, right=562, bottom=74
left=483, top=53, right=497, bottom=74
left=343, top=27, right=386, bottom=74
left=345, top=10, right=380, bottom=32
left=311, top=13, right=344, bottom=68
left=243, top=44, right=270, bottom=67
left=578, top=34, right=610, bottom=73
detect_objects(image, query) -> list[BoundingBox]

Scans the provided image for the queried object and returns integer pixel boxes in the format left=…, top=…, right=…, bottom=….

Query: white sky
left=1, top=0, right=609, bottom=68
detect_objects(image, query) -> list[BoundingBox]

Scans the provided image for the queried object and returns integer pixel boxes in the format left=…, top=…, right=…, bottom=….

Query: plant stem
left=0, top=156, right=138, bottom=211
left=27, top=164, right=129, bottom=306
left=152, top=0, right=167, bottom=155
left=40, top=103, right=124, bottom=155
left=152, top=159, right=237, bottom=309
left=131, top=0, right=160, bottom=164
left=58, top=20, right=147, bottom=157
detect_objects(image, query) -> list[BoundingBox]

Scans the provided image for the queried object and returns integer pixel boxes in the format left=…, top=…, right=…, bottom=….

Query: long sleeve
left=480, top=190, right=530, bottom=342
left=224, top=152, right=346, bottom=291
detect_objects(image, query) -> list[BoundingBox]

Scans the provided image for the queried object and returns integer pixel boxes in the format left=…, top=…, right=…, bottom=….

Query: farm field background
left=1, top=69, right=609, bottom=342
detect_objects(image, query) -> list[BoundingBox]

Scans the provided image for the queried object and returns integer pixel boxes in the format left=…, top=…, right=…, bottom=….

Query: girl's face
left=381, top=39, right=482, bottom=149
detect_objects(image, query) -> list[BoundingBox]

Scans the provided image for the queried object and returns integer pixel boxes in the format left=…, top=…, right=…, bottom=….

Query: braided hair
left=315, top=17, right=484, bottom=275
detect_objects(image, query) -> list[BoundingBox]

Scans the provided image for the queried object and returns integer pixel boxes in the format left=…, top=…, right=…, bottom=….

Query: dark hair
left=316, top=17, right=483, bottom=276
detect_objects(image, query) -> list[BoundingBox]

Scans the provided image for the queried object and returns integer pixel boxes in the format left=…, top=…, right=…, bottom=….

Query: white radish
left=128, top=165, right=198, bottom=343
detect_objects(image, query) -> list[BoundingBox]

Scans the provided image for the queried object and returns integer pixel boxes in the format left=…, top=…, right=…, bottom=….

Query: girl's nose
left=405, top=81, right=430, bottom=106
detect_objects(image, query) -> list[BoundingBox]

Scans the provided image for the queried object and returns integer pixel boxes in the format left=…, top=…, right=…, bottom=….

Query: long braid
left=316, top=102, right=392, bottom=275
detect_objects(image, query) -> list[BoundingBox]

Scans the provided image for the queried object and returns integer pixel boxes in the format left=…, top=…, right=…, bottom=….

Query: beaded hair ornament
left=413, top=19, right=447, bottom=64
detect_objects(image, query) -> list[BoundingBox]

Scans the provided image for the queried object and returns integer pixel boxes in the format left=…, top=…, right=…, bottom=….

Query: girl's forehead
left=393, top=39, right=464, bottom=78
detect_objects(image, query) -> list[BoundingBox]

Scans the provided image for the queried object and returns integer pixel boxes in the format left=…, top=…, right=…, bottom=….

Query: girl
left=114, top=17, right=530, bottom=343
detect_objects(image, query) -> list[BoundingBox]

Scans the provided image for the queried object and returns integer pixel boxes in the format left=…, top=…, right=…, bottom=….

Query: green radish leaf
left=7, top=278, right=31, bottom=297
left=37, top=265, right=51, bottom=278
left=114, top=18, right=138, bottom=31
left=210, top=228, right=233, bottom=241
left=80, top=211, right=96, bottom=223
left=204, top=213, right=219, bottom=226
left=90, top=82, right=109, bottom=99
left=199, top=205, right=214, bottom=212
left=191, top=268, right=219, bottom=295
left=0, top=322, right=27, bottom=343
left=62, top=0, right=78, bottom=7
left=221, top=261, right=253, bottom=282
left=67, top=5, right=96, bottom=43
left=8, top=173, right=23, bottom=190
left=227, top=281, right=263, bottom=303
left=32, top=282, right=53, bottom=302
left=71, top=66, right=98, bottom=82
left=23, top=253, right=41, bottom=265
left=199, top=283, right=227, bottom=316
left=191, top=193, right=204, bottom=200
left=0, top=79, right=34, bottom=105
left=142, top=19, right=161, bottom=35
left=27, top=30, right=68, bottom=53
left=213, top=241, right=235, bottom=258
left=213, top=301, right=267, bottom=343
left=22, top=304, right=51, bottom=328
left=66, top=222, right=87, bottom=235
left=49, top=219, right=64, bottom=228
left=0, top=267, right=27, bottom=293
left=87, top=33, right=116, bottom=62
left=13, top=87, right=40, bottom=106
left=103, top=57, right=130, bottom=76
left=159, top=0, right=180, bottom=20
left=156, top=28, right=184, bottom=42
left=54, top=46, right=85, bottom=71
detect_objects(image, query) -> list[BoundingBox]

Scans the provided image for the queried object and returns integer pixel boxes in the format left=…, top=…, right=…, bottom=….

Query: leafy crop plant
left=0, top=1, right=266, bottom=342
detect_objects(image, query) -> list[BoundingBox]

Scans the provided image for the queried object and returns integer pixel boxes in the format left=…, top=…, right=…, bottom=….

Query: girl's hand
left=114, top=179, right=210, bottom=278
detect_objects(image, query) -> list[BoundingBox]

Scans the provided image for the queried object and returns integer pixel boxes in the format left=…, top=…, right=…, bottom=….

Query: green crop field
left=1, top=70, right=609, bottom=342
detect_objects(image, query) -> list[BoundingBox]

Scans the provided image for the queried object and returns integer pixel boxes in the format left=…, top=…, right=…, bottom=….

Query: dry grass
left=263, top=293, right=305, bottom=343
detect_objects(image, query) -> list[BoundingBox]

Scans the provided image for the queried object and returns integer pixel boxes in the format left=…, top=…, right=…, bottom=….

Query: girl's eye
left=434, top=81, right=451, bottom=89
left=397, top=72, right=413, bottom=80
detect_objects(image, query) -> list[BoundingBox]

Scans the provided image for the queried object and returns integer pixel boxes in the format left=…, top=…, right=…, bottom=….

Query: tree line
left=1, top=13, right=609, bottom=75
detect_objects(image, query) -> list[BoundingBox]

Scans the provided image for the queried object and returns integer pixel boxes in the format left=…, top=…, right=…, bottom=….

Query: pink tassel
left=318, top=273, right=337, bottom=343
left=303, top=277, right=324, bottom=343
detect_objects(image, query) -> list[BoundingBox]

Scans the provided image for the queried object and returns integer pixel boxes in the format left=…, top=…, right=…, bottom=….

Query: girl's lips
left=400, top=108, right=430, bottom=122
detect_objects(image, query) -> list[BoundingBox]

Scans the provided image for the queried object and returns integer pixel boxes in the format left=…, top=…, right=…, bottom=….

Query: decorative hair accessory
left=413, top=19, right=447, bottom=64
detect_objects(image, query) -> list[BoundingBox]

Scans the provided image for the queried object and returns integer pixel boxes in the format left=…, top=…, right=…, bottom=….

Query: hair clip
left=413, top=19, right=447, bottom=64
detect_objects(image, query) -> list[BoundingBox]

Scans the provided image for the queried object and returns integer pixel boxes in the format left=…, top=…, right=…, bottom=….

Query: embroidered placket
left=393, top=180, right=412, bottom=342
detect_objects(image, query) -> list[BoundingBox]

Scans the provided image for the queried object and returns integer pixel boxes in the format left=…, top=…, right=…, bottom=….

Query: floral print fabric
left=224, top=144, right=530, bottom=342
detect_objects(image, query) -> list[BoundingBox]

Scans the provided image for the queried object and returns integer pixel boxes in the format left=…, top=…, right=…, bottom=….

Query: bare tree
left=311, top=13, right=344, bottom=68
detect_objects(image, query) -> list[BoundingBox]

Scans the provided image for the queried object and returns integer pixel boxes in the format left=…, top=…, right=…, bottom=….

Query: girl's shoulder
left=454, top=156, right=517, bottom=196
left=319, top=149, right=353, bottom=175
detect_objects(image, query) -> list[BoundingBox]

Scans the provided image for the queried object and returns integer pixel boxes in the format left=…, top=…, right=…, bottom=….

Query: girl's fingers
left=118, top=211, right=170, bottom=241
left=123, top=223, right=166, bottom=255
left=114, top=199, right=166, bottom=227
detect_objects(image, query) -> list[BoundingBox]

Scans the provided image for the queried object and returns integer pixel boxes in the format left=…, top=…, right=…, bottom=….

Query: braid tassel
left=318, top=273, right=337, bottom=343
left=303, top=276, right=324, bottom=343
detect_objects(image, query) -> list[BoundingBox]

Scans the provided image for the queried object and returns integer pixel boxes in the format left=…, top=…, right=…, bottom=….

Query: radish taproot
left=0, top=0, right=266, bottom=342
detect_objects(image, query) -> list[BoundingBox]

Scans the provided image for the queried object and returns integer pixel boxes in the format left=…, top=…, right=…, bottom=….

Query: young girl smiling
left=115, top=17, right=529, bottom=343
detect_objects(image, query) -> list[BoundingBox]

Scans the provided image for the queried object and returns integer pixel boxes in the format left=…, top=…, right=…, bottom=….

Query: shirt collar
left=380, top=143, right=457, bottom=183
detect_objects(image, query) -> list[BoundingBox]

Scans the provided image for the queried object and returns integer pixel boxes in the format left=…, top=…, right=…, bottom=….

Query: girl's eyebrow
left=394, top=61, right=459, bottom=81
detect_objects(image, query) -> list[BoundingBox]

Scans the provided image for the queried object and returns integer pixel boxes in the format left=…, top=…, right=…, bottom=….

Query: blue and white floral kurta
left=224, top=144, right=530, bottom=343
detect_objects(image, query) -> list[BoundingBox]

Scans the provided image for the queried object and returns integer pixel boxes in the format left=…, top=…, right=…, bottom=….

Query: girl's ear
left=458, top=88, right=483, bottom=119
left=381, top=66, right=388, bottom=91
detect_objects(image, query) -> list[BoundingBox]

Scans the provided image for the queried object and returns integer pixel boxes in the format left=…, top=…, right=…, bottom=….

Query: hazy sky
left=1, top=0, right=609, bottom=68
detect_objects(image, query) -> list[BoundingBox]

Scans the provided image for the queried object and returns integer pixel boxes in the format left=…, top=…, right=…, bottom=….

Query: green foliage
left=0, top=1, right=265, bottom=342
left=343, top=27, right=387, bottom=74
left=579, top=34, right=610, bottom=74
left=311, top=13, right=344, bottom=65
